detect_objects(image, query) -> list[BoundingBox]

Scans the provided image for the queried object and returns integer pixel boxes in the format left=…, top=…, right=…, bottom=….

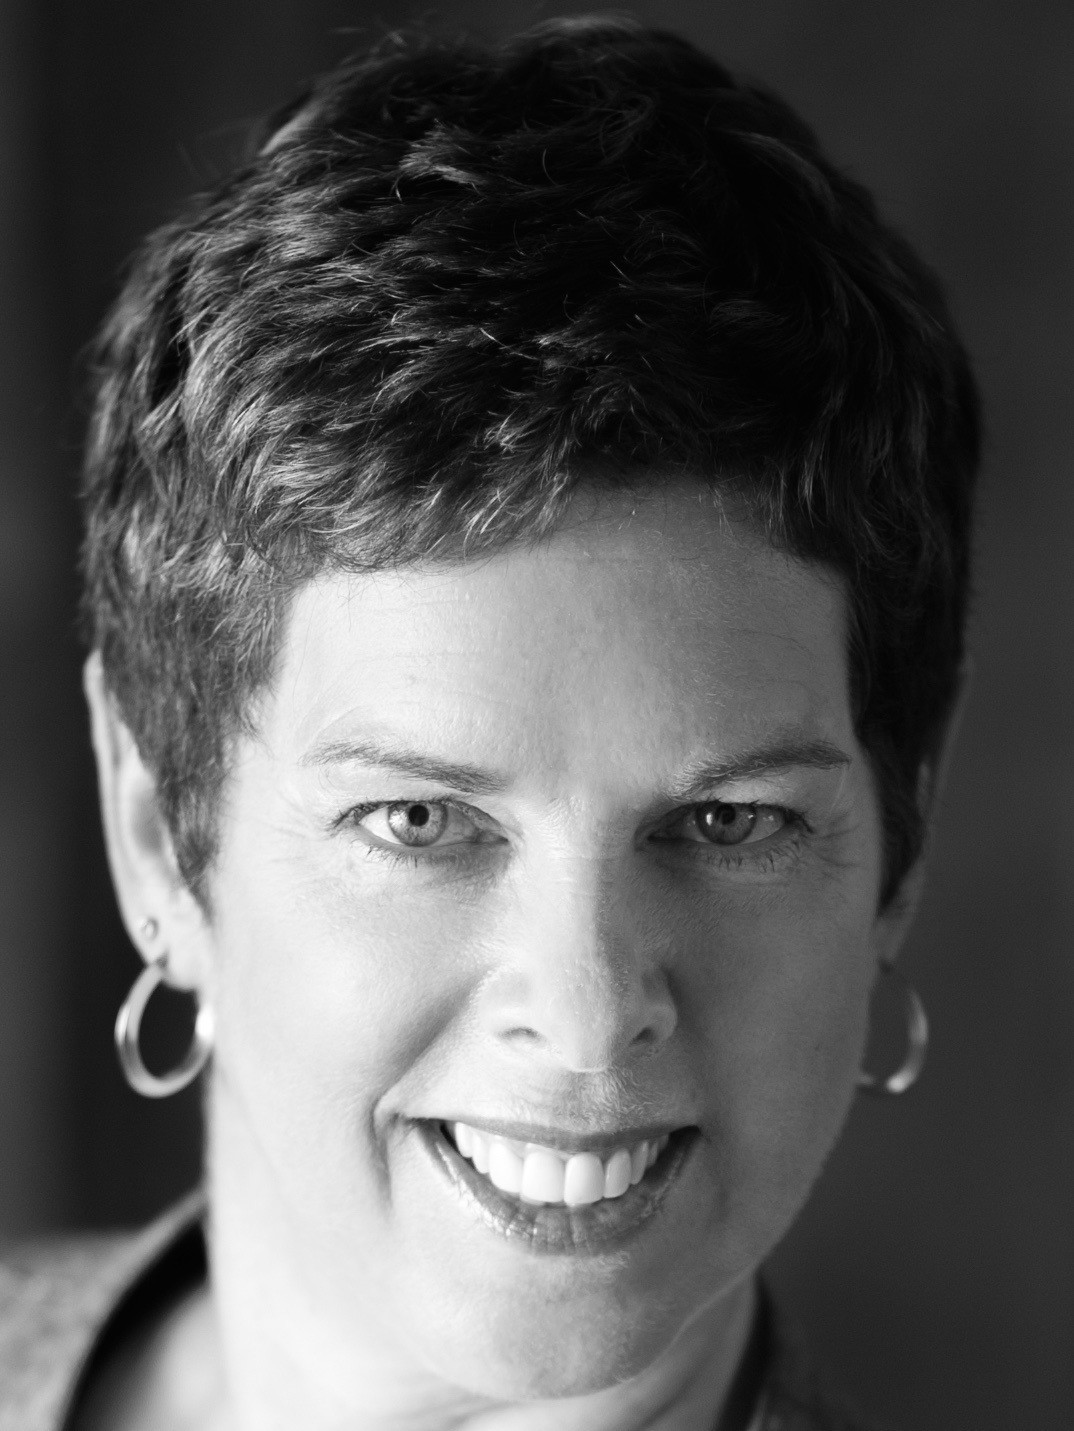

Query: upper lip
left=435, top=1116, right=689, bottom=1154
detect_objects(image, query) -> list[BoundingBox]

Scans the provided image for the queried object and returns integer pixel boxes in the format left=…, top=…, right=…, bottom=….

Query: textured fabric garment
left=0, top=1193, right=203, bottom=1431
left=0, top=1194, right=884, bottom=1431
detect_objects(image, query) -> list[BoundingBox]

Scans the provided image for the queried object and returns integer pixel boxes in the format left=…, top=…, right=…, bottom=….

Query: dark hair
left=81, top=17, right=980, bottom=907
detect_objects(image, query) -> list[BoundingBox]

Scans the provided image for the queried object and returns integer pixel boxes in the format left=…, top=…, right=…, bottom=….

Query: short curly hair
left=81, top=18, right=980, bottom=907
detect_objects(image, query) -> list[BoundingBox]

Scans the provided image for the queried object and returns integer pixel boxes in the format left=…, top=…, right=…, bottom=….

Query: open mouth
left=445, top=1120, right=671, bottom=1205
left=423, top=1120, right=697, bottom=1254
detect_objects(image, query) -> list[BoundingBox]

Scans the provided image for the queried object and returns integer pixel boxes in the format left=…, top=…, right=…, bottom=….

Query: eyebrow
left=302, top=732, right=850, bottom=798
left=667, top=737, right=851, bottom=799
left=301, top=736, right=511, bottom=794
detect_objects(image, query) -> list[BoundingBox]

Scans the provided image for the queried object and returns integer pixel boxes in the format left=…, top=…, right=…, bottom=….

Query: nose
left=481, top=854, right=678, bottom=1073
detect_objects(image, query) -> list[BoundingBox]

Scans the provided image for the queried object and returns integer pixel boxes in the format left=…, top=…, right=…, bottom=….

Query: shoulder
left=0, top=1193, right=203, bottom=1431
left=759, top=1288, right=894, bottom=1431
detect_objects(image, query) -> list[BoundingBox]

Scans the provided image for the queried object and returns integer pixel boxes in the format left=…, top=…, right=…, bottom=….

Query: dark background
left=1, top=2, right=1071, bottom=1428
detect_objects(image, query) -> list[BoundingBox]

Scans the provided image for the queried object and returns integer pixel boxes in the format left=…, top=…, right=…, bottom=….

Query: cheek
left=680, top=883, right=876, bottom=1244
left=206, top=833, right=483, bottom=1185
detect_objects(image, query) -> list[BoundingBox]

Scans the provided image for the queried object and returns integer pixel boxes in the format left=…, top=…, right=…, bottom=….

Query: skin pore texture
left=87, top=483, right=922, bottom=1431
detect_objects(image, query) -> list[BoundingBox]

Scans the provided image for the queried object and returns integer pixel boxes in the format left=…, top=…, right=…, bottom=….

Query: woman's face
left=187, top=485, right=908, bottom=1404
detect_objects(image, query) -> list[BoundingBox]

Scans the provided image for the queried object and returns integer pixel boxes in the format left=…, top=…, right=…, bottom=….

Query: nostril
left=502, top=1025, right=542, bottom=1047
left=499, top=1011, right=668, bottom=1074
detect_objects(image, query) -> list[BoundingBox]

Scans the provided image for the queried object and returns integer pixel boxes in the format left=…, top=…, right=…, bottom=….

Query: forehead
left=266, top=487, right=853, bottom=782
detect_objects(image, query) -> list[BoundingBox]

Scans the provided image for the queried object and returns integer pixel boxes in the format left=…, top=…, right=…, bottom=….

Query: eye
left=384, top=801, right=449, bottom=847
left=664, top=802, right=790, bottom=847
left=351, top=800, right=486, bottom=850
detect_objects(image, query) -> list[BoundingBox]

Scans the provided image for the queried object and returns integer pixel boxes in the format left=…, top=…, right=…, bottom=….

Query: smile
left=422, top=1119, right=697, bottom=1255
left=449, top=1121, right=670, bottom=1206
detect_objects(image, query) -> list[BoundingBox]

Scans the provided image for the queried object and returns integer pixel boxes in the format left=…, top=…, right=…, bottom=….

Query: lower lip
left=418, top=1122, right=698, bottom=1256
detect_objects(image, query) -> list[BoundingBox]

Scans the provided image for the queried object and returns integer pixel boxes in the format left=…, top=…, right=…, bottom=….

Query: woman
left=0, top=18, right=977, bottom=1431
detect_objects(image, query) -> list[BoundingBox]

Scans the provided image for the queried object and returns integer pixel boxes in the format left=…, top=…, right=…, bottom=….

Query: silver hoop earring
left=857, top=962, right=928, bottom=1096
left=114, top=953, right=214, bottom=1098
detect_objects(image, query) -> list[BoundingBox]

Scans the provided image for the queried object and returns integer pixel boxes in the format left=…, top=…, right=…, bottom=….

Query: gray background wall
left=1, top=2, right=1070, bottom=1428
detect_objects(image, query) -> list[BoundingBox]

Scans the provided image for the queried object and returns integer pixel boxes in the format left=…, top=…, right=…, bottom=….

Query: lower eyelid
left=704, top=825, right=806, bottom=870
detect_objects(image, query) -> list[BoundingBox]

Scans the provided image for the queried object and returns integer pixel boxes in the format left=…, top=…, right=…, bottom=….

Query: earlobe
left=83, top=652, right=208, bottom=989
left=871, top=854, right=926, bottom=967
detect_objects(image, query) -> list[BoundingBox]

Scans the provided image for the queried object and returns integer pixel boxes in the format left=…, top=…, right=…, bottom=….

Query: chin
left=415, top=1274, right=688, bottom=1401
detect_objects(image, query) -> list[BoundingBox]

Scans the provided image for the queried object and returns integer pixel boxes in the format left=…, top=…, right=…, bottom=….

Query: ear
left=917, top=656, right=974, bottom=825
left=84, top=652, right=213, bottom=991
left=871, top=658, right=973, bottom=966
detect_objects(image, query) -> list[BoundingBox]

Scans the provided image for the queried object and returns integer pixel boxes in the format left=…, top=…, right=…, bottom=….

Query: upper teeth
left=451, top=1122, right=670, bottom=1206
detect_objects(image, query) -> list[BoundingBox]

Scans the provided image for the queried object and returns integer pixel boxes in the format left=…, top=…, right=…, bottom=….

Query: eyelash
left=337, top=799, right=810, bottom=875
